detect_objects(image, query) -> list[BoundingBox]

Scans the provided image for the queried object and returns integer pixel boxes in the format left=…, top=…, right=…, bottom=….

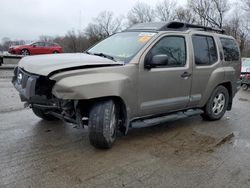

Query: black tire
left=88, top=100, right=119, bottom=149
left=201, top=85, right=229, bottom=121
left=20, top=49, right=30, bottom=56
left=242, top=84, right=248, bottom=91
left=32, top=107, right=58, bottom=121
left=53, top=51, right=59, bottom=54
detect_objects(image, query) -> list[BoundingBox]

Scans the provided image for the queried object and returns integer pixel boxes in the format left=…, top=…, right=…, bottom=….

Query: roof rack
left=126, top=21, right=225, bottom=34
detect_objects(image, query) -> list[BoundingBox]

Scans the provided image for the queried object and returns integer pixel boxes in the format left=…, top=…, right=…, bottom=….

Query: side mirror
left=146, top=54, right=168, bottom=69
left=32, top=44, right=36, bottom=47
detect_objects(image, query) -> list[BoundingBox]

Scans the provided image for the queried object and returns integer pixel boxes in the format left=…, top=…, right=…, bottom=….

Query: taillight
left=246, top=67, right=250, bottom=79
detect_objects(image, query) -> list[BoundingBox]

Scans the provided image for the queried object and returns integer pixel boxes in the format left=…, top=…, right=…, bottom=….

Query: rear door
left=138, top=34, right=192, bottom=116
left=188, top=34, right=220, bottom=108
left=44, top=42, right=54, bottom=53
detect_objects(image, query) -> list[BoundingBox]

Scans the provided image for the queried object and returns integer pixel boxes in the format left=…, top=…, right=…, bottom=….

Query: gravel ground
left=1, top=70, right=250, bottom=188
left=0, top=68, right=14, bottom=79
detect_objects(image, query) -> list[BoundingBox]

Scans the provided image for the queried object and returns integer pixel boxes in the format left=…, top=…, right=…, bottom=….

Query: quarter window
left=149, top=36, right=186, bottom=67
left=220, top=38, right=239, bottom=61
left=192, top=35, right=218, bottom=65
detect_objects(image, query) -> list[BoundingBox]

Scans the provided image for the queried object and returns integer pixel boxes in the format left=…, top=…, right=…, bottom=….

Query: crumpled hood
left=18, top=53, right=123, bottom=76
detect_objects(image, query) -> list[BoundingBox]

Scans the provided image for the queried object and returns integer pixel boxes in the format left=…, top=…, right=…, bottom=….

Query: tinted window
left=34, top=42, right=45, bottom=47
left=45, top=43, right=52, bottom=47
left=150, top=36, right=186, bottom=67
left=220, top=38, right=239, bottom=61
left=192, top=35, right=218, bottom=65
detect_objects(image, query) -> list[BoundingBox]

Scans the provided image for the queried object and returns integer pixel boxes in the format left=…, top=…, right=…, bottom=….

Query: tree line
left=1, top=0, right=250, bottom=56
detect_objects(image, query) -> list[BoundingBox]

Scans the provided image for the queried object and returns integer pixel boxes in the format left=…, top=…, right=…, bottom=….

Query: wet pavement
left=1, top=69, right=250, bottom=188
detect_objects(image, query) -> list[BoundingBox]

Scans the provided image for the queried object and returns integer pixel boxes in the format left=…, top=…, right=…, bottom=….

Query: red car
left=8, top=42, right=62, bottom=55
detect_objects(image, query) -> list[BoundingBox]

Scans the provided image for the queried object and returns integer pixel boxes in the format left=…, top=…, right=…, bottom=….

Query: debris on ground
left=215, top=132, right=235, bottom=147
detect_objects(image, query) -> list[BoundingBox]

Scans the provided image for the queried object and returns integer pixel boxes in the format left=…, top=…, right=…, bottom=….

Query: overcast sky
left=0, top=0, right=187, bottom=41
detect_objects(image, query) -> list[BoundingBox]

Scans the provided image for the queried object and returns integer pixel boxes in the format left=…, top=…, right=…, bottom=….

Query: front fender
left=52, top=73, right=129, bottom=100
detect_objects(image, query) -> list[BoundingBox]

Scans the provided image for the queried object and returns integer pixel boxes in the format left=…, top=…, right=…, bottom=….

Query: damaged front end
left=12, top=67, right=83, bottom=125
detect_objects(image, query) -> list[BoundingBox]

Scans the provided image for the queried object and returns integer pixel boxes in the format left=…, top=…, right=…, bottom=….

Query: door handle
left=181, top=72, right=192, bottom=79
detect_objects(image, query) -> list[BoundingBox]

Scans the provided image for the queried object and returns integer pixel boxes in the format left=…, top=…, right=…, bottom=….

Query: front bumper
left=8, top=48, right=18, bottom=54
left=12, top=67, right=39, bottom=101
left=12, top=67, right=56, bottom=103
left=12, top=67, right=78, bottom=124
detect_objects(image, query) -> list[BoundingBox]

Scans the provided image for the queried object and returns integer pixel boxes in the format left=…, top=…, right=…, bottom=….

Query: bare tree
left=210, top=0, right=230, bottom=28
left=85, top=23, right=103, bottom=43
left=39, top=35, right=54, bottom=42
left=54, top=30, right=90, bottom=53
left=85, top=11, right=122, bottom=43
left=175, top=7, right=196, bottom=23
left=1, top=37, right=12, bottom=51
left=127, top=2, right=155, bottom=26
left=188, top=0, right=211, bottom=26
left=95, top=11, right=122, bottom=36
left=188, top=0, right=230, bottom=28
left=241, top=0, right=250, bottom=11
left=155, top=0, right=177, bottom=22
left=224, top=10, right=249, bottom=54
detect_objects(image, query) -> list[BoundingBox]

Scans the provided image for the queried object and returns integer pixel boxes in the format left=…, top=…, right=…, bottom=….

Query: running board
left=131, top=109, right=203, bottom=129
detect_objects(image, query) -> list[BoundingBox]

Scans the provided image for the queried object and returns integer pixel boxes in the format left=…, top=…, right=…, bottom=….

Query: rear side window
left=192, top=35, right=218, bottom=65
left=46, top=43, right=52, bottom=47
left=220, top=38, right=239, bottom=61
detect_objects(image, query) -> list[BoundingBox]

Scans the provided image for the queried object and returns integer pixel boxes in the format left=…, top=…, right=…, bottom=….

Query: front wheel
left=201, top=86, right=229, bottom=121
left=88, top=100, right=119, bottom=149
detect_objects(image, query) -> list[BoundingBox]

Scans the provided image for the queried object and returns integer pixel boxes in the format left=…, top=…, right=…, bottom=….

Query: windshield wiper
left=85, top=51, right=116, bottom=62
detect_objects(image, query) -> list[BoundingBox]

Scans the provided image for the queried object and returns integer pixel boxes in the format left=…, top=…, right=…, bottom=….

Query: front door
left=32, top=42, right=46, bottom=54
left=138, top=35, right=192, bottom=116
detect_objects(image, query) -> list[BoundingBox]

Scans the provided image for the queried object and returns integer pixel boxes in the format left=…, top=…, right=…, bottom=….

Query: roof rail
left=163, top=22, right=225, bottom=34
left=126, top=21, right=225, bottom=34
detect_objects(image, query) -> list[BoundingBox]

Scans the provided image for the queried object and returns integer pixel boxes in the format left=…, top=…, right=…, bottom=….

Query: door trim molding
left=141, top=96, right=189, bottom=110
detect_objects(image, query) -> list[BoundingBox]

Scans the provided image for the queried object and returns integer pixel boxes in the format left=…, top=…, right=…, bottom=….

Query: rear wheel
left=201, top=86, right=229, bottom=121
left=53, top=51, right=59, bottom=54
left=32, top=107, right=58, bottom=121
left=20, top=49, right=30, bottom=56
left=88, top=100, right=119, bottom=149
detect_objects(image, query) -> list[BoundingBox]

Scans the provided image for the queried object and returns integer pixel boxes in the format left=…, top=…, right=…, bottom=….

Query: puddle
left=233, top=139, right=250, bottom=149
left=239, top=98, right=249, bottom=102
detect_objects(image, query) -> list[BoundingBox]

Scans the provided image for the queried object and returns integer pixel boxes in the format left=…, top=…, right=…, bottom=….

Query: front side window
left=148, top=36, right=186, bottom=67
left=220, top=38, right=239, bottom=61
left=34, top=42, right=45, bottom=47
left=192, top=35, right=218, bottom=65
left=87, top=32, right=156, bottom=62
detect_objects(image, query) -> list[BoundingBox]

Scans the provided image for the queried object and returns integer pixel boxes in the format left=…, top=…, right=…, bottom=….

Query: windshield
left=87, top=31, right=157, bottom=62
